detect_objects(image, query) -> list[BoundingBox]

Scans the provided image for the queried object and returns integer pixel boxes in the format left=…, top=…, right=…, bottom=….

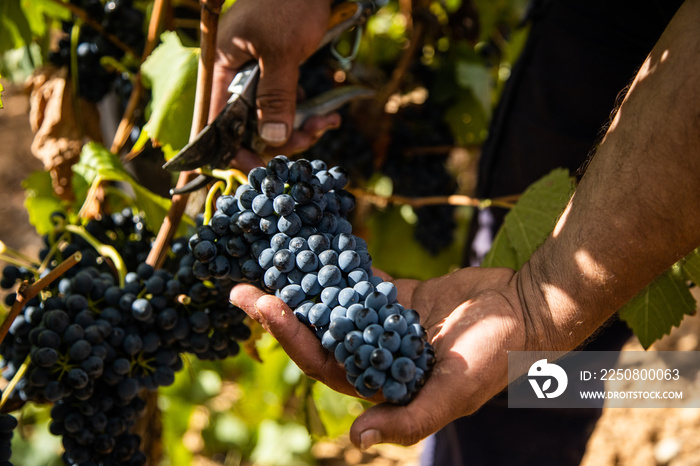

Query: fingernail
left=261, top=122, right=287, bottom=144
left=360, top=429, right=381, bottom=451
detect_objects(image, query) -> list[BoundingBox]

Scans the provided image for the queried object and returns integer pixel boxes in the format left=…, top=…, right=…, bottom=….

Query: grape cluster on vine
left=49, top=0, right=145, bottom=102
left=0, top=208, right=250, bottom=465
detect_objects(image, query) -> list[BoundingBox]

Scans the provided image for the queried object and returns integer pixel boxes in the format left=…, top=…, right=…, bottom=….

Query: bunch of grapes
left=384, top=102, right=458, bottom=255
left=189, top=156, right=435, bottom=404
left=0, top=208, right=250, bottom=465
left=48, top=0, right=145, bottom=102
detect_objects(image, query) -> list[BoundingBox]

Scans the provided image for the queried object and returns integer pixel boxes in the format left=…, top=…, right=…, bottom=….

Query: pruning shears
left=163, top=1, right=376, bottom=195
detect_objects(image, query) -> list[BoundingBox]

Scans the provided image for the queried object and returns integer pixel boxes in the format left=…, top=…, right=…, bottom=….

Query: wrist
left=515, top=261, right=562, bottom=352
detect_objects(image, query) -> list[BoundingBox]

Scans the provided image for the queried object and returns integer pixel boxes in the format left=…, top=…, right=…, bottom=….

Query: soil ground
left=2, top=81, right=700, bottom=466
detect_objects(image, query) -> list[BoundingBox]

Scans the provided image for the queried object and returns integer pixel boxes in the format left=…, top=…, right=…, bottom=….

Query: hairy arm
left=519, top=0, right=700, bottom=352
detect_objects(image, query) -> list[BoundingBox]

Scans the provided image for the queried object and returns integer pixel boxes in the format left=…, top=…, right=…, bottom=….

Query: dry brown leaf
left=25, top=65, right=103, bottom=201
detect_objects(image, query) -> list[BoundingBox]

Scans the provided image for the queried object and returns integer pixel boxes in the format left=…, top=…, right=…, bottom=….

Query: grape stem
left=204, top=181, right=226, bottom=225
left=0, top=241, right=40, bottom=270
left=0, top=354, right=30, bottom=411
left=0, top=252, right=82, bottom=347
left=63, top=225, right=127, bottom=287
left=69, top=22, right=86, bottom=145
left=348, top=188, right=520, bottom=210
left=37, top=232, right=70, bottom=274
left=211, top=168, right=247, bottom=193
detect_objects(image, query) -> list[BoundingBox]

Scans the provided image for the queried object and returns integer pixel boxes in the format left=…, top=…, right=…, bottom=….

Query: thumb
left=256, top=57, right=300, bottom=147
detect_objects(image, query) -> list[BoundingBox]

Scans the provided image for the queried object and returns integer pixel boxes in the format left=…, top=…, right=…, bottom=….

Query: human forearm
left=520, top=0, right=700, bottom=351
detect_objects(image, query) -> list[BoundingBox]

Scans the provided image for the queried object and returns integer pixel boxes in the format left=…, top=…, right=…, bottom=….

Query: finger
left=300, top=112, right=342, bottom=137
left=262, top=113, right=341, bottom=156
left=253, top=294, right=356, bottom=395
left=256, top=57, right=300, bottom=146
left=349, top=367, right=467, bottom=450
left=230, top=283, right=267, bottom=323
left=210, top=61, right=238, bottom=123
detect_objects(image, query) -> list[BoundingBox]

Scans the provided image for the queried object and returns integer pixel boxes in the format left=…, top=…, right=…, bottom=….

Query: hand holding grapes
left=231, top=266, right=533, bottom=450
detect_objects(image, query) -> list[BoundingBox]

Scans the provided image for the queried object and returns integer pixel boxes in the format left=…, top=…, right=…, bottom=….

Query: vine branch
left=349, top=188, right=520, bottom=210
left=0, top=252, right=82, bottom=346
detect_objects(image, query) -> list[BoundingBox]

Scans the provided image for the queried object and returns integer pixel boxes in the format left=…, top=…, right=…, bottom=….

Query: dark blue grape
left=70, top=340, right=92, bottom=361
left=247, top=167, right=267, bottom=191
left=308, top=303, right=331, bottom=327
left=261, top=175, right=284, bottom=198
left=338, top=250, right=360, bottom=272
left=391, top=357, right=417, bottom=383
left=273, top=194, right=295, bottom=217
left=353, top=344, right=375, bottom=370
left=328, top=316, right=354, bottom=340
left=215, top=194, right=239, bottom=215
left=131, top=298, right=153, bottom=321
left=267, top=156, right=289, bottom=182
left=290, top=182, right=314, bottom=204
left=263, top=267, right=286, bottom=290
left=278, top=285, right=305, bottom=307
left=296, top=202, right=323, bottom=225
left=278, top=213, right=302, bottom=235
left=289, top=159, right=313, bottom=183
left=362, top=324, right=384, bottom=346
left=193, top=240, right=217, bottom=263
left=382, top=378, right=408, bottom=404
left=293, top=301, right=313, bottom=326
left=317, top=265, right=341, bottom=287
left=270, top=233, right=291, bottom=251
left=320, top=286, right=341, bottom=307
left=252, top=194, right=274, bottom=216
left=353, top=307, right=378, bottom=330
left=300, top=273, right=322, bottom=295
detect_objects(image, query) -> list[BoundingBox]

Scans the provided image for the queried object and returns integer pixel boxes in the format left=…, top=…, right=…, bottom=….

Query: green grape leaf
left=141, top=32, right=199, bottom=152
left=481, top=226, right=519, bottom=269
left=619, top=272, right=696, bottom=349
left=20, top=0, right=71, bottom=39
left=502, top=168, right=574, bottom=269
left=681, top=248, right=700, bottom=285
left=22, top=171, right=66, bottom=235
left=0, top=0, right=32, bottom=55
left=75, top=142, right=193, bottom=234
left=482, top=169, right=573, bottom=270
left=73, top=142, right=130, bottom=184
